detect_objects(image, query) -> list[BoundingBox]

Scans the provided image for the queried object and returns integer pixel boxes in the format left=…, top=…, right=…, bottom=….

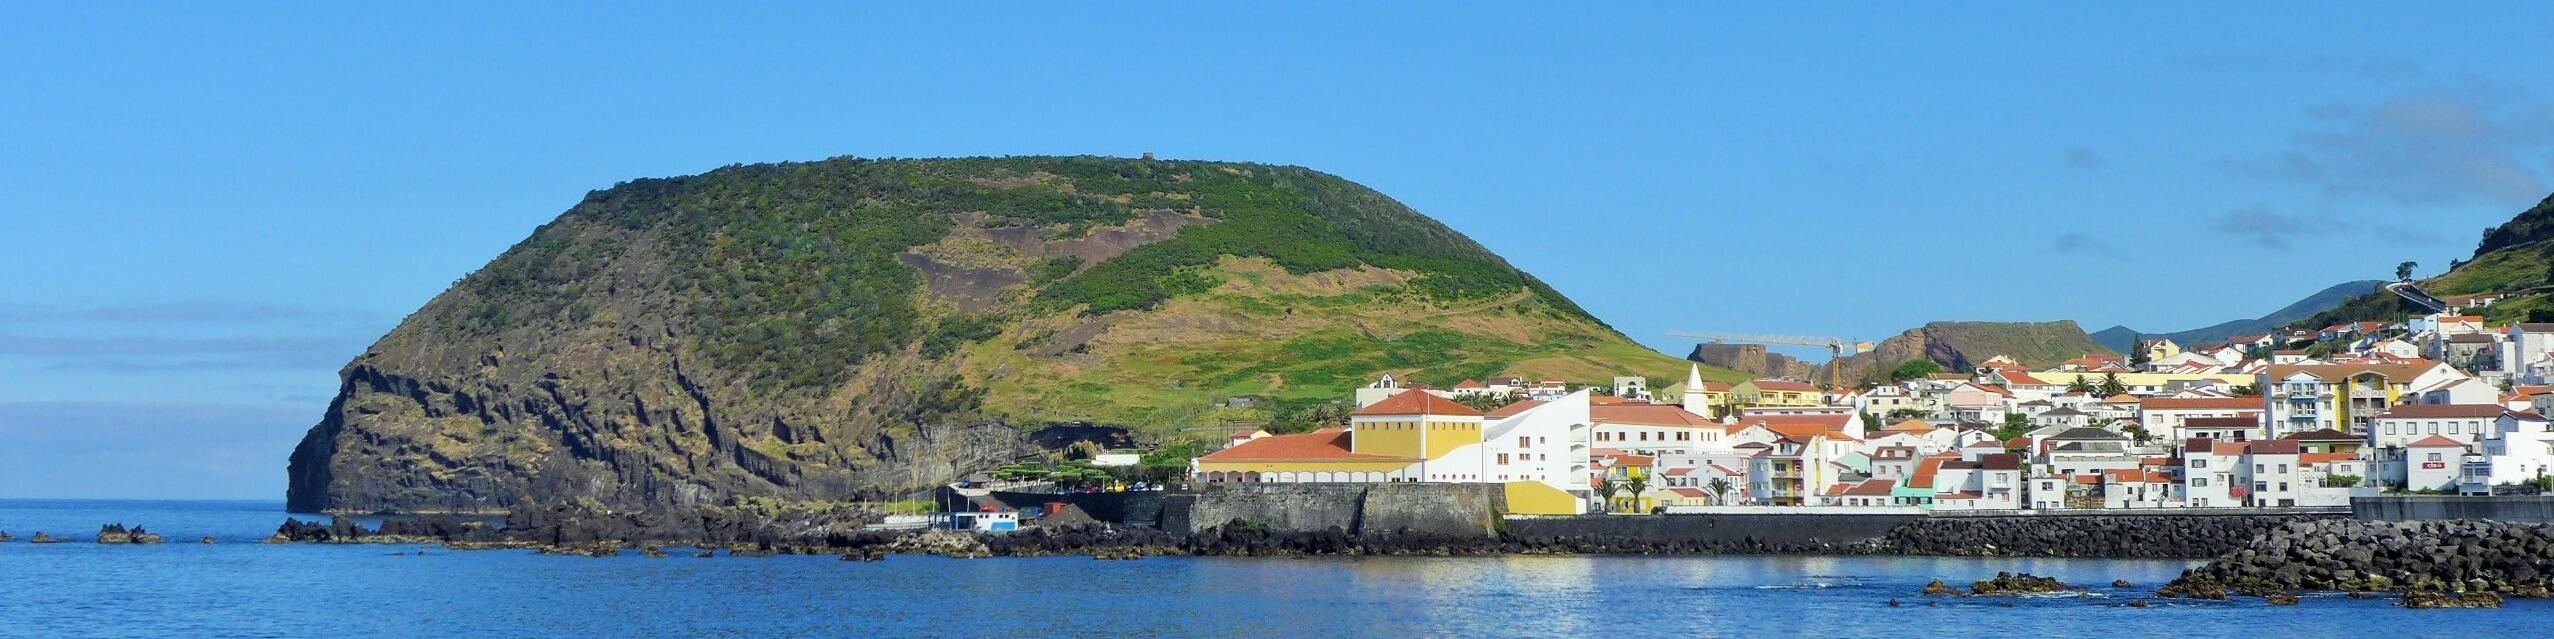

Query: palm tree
left=1625, top=475, right=1651, bottom=514
left=1706, top=477, right=1734, bottom=505
left=1595, top=477, right=1621, bottom=513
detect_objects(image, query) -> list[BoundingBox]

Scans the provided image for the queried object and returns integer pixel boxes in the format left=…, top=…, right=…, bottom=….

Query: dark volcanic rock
left=2164, top=519, right=2554, bottom=599
left=1970, top=572, right=2069, bottom=595
left=1882, top=514, right=2336, bottom=558
left=95, top=524, right=164, bottom=544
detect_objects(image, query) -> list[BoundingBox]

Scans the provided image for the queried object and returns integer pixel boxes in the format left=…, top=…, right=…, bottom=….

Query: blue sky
left=5, top=3, right=2552, bottom=498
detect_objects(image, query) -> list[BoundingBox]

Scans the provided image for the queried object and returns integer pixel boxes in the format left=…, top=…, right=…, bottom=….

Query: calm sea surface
left=0, top=499, right=2540, bottom=638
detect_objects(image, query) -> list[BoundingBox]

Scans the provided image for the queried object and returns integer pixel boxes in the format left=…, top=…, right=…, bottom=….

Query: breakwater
left=2353, top=496, right=2554, bottom=523
left=1882, top=511, right=2346, bottom=558
left=2164, top=519, right=2554, bottom=600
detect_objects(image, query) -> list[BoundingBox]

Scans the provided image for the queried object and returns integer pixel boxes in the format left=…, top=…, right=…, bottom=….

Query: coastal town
left=1186, top=302, right=2554, bottom=517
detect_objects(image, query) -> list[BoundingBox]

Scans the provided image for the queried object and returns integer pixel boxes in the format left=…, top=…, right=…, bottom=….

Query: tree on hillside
left=1860, top=412, right=1881, bottom=432
left=2397, top=261, right=2419, bottom=282
left=2098, top=372, right=2128, bottom=397
left=1889, top=359, right=1942, bottom=381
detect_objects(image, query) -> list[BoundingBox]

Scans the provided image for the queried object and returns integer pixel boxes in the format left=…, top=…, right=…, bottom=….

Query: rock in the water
left=2266, top=592, right=2299, bottom=605
left=2111, top=579, right=2132, bottom=588
left=0, top=531, right=14, bottom=542
left=199, top=536, right=217, bottom=544
left=1971, top=572, right=2070, bottom=596
left=2404, top=591, right=2503, bottom=609
left=2126, top=598, right=2150, bottom=608
left=29, top=532, right=65, bottom=544
left=95, top=524, right=164, bottom=544
left=1922, top=579, right=1959, bottom=596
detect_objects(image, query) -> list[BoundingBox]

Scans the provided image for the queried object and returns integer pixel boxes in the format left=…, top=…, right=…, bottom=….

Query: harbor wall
left=1162, top=483, right=1503, bottom=538
left=2353, top=496, right=2554, bottom=523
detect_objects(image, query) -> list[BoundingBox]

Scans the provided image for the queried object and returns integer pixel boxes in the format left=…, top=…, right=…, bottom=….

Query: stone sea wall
left=1884, top=511, right=2345, bottom=558
left=1504, top=513, right=1921, bottom=553
left=1163, top=483, right=1503, bottom=538
left=2353, top=496, right=2554, bottom=523
left=2166, top=519, right=2554, bottom=597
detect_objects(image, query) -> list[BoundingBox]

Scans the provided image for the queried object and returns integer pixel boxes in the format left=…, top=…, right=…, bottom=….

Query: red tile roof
left=2299, top=452, right=2357, bottom=465
left=1667, top=487, right=1708, bottom=498
left=1352, top=389, right=1483, bottom=417
left=1842, top=478, right=1895, bottom=496
left=2183, top=416, right=2262, bottom=428
left=1196, top=428, right=1413, bottom=462
left=2406, top=435, right=2467, bottom=447
left=2376, top=404, right=2507, bottom=419
left=1483, top=399, right=1547, bottom=419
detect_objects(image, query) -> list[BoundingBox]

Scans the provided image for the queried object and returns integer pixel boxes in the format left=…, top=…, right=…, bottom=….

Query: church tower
left=1681, top=364, right=1709, bottom=416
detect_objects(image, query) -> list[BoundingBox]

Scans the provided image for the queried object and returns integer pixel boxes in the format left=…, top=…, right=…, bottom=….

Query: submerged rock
left=29, top=532, right=66, bottom=544
left=2265, top=592, right=2299, bottom=605
left=2404, top=591, right=2504, bottom=609
left=1922, top=579, right=1960, bottom=596
left=1971, top=572, right=2070, bottom=596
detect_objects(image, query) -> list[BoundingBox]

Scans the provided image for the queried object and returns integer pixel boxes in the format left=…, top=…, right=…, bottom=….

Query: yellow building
left=1733, top=379, right=1823, bottom=407
left=1192, top=389, right=1485, bottom=483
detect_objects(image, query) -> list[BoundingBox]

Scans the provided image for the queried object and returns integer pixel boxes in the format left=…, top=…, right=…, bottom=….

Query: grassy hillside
left=293, top=155, right=1738, bottom=511
left=2292, top=192, right=2554, bottom=329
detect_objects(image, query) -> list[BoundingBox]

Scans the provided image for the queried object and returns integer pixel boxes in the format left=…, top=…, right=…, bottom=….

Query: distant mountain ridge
left=2091, top=280, right=2387, bottom=351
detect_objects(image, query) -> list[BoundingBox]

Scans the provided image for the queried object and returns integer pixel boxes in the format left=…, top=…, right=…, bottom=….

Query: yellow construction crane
left=1667, top=330, right=1875, bottom=388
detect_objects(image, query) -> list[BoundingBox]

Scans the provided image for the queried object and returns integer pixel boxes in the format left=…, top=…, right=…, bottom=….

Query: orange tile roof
left=1195, top=428, right=1414, bottom=462
left=1999, top=371, right=2051, bottom=385
left=2299, top=452, right=2357, bottom=465
left=1483, top=399, right=1547, bottom=419
left=1352, top=389, right=1484, bottom=417
left=2377, top=404, right=2507, bottom=419
left=1886, top=418, right=1935, bottom=431
left=1841, top=478, right=1895, bottom=496
left=2406, top=435, right=2467, bottom=447
left=1908, top=456, right=1948, bottom=489
left=1667, top=487, right=1709, bottom=498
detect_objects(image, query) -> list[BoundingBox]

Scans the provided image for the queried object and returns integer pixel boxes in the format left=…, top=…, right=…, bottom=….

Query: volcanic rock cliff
left=287, top=156, right=1714, bottom=513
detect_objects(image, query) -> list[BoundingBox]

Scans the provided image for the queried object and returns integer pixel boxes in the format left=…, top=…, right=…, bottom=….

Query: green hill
left=2292, top=192, right=2554, bottom=329
left=286, top=156, right=1736, bottom=513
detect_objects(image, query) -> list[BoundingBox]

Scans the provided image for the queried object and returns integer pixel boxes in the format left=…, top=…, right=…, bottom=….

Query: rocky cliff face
left=1686, top=343, right=1815, bottom=379
left=287, top=156, right=1696, bottom=513
left=1820, top=320, right=2110, bottom=384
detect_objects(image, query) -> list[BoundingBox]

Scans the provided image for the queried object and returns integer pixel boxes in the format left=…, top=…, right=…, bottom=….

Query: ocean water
left=0, top=499, right=2539, bottom=638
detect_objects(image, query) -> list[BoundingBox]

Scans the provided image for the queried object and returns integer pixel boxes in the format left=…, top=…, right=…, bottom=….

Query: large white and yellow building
left=1193, top=388, right=1592, bottom=514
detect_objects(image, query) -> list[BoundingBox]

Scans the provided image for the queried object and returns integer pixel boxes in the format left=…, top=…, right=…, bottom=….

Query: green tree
left=1624, top=475, right=1651, bottom=514
left=2098, top=372, right=2128, bottom=397
left=1706, top=477, right=1734, bottom=505
left=2128, top=337, right=2152, bottom=369
left=1889, top=359, right=1943, bottom=381
left=2066, top=376, right=2096, bottom=394
left=2396, top=261, right=2418, bottom=282
left=1595, top=477, right=1621, bottom=513
left=2230, top=384, right=2261, bottom=397
left=1992, top=412, right=2032, bottom=441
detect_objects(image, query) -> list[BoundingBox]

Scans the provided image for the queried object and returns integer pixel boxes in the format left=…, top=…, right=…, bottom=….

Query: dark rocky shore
left=1878, top=514, right=2338, bottom=558
left=2158, top=519, right=2554, bottom=607
left=261, top=501, right=2326, bottom=560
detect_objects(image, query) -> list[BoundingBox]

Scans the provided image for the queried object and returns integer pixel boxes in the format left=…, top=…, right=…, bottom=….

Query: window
left=2193, top=478, right=2207, bottom=487
left=2278, top=482, right=2289, bottom=491
left=2429, top=422, right=2441, bottom=435
left=1518, top=437, right=1530, bottom=448
left=2386, top=424, right=2398, bottom=435
left=1496, top=454, right=1509, bottom=465
left=2254, top=482, right=2268, bottom=492
left=2427, top=452, right=2443, bottom=461
left=1677, top=432, right=1691, bottom=441
left=2192, top=459, right=2208, bottom=468
left=2277, top=464, right=2288, bottom=473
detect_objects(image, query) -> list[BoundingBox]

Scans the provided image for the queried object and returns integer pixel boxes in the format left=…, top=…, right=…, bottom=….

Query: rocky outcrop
left=95, top=524, right=164, bottom=544
left=2163, top=519, right=2554, bottom=600
left=0, top=531, right=13, bottom=542
left=1882, top=514, right=2336, bottom=558
left=1687, top=343, right=1815, bottom=380
left=1821, top=320, right=2111, bottom=384
left=28, top=532, right=66, bottom=544
left=1969, top=572, right=2070, bottom=595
